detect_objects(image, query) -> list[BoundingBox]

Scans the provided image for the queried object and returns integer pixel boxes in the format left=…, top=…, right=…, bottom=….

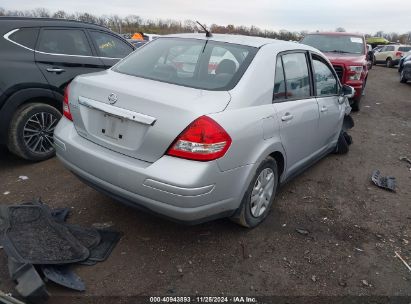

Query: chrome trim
left=78, top=96, right=156, bottom=126
left=3, top=28, right=122, bottom=60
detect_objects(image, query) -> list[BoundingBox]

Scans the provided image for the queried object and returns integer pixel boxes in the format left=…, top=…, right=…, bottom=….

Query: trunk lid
left=69, top=70, right=231, bottom=163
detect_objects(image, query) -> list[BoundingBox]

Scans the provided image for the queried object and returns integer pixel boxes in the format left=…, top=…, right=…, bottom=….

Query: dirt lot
left=0, top=66, right=410, bottom=302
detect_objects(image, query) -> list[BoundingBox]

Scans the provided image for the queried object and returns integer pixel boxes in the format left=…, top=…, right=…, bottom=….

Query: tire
left=350, top=95, right=361, bottom=112
left=386, top=58, right=393, bottom=68
left=7, top=103, right=62, bottom=161
left=373, top=56, right=376, bottom=65
left=400, top=70, right=407, bottom=83
left=334, top=131, right=350, bottom=154
left=230, top=157, right=278, bottom=228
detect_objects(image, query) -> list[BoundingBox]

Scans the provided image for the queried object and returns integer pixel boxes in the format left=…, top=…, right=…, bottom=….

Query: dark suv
left=0, top=17, right=135, bottom=161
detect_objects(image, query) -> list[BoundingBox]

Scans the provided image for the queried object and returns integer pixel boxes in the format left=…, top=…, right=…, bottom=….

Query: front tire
left=400, top=70, right=407, bottom=83
left=231, top=157, right=278, bottom=228
left=7, top=103, right=61, bottom=161
left=386, top=58, right=393, bottom=68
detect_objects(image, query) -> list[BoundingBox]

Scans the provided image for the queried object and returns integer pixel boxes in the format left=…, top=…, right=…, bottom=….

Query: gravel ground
left=0, top=65, right=410, bottom=302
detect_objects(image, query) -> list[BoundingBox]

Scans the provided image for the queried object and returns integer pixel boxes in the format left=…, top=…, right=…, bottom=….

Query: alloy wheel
left=250, top=168, right=275, bottom=217
left=23, top=112, right=58, bottom=154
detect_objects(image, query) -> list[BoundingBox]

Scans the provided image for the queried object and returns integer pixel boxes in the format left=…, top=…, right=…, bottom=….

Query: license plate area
left=102, top=114, right=125, bottom=140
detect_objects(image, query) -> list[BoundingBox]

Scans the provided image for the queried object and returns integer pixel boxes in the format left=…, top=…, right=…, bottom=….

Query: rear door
left=311, top=54, right=343, bottom=150
left=273, top=51, right=321, bottom=176
left=87, top=30, right=134, bottom=68
left=35, top=27, right=106, bottom=95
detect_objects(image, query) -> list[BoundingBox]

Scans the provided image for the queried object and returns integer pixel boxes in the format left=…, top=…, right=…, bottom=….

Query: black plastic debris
left=8, top=257, right=49, bottom=301
left=80, top=229, right=123, bottom=266
left=371, top=170, right=396, bottom=192
left=0, top=200, right=122, bottom=300
left=41, top=265, right=85, bottom=292
left=50, top=207, right=70, bottom=223
left=3, top=205, right=89, bottom=265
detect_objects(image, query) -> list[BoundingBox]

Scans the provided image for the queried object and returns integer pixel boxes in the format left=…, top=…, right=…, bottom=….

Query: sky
left=1, top=0, right=410, bottom=34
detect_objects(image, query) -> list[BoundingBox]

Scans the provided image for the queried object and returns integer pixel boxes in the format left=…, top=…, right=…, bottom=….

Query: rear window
left=9, top=28, right=39, bottom=49
left=399, top=47, right=411, bottom=52
left=301, top=34, right=365, bottom=55
left=113, top=38, right=258, bottom=91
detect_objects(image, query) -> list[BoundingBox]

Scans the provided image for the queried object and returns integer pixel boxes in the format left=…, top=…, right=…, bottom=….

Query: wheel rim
left=23, top=112, right=58, bottom=154
left=250, top=168, right=275, bottom=218
left=387, top=59, right=391, bottom=67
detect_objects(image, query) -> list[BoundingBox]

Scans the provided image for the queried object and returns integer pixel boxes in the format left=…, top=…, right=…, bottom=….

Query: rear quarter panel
left=212, top=44, right=286, bottom=173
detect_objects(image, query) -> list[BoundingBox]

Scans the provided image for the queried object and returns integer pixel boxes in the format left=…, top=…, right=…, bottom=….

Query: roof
left=306, top=32, right=364, bottom=37
left=162, top=33, right=301, bottom=48
left=0, top=16, right=109, bottom=31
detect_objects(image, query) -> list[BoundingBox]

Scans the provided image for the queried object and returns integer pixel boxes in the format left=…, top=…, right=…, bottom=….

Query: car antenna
left=196, top=21, right=212, bottom=38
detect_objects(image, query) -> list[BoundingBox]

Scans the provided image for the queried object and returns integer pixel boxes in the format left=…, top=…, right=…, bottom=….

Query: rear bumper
left=54, top=118, right=253, bottom=223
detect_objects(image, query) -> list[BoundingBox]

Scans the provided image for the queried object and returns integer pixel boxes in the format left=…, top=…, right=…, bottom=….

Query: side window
left=9, top=28, right=39, bottom=49
left=387, top=46, right=395, bottom=52
left=282, top=53, right=311, bottom=99
left=89, top=31, right=133, bottom=58
left=273, top=58, right=286, bottom=100
left=313, top=58, right=338, bottom=96
left=37, top=29, right=92, bottom=56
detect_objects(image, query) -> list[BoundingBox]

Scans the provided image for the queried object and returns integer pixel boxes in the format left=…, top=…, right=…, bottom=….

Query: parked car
left=301, top=32, right=369, bottom=111
left=374, top=44, right=411, bottom=67
left=0, top=17, right=135, bottom=161
left=54, top=33, right=354, bottom=228
left=400, top=61, right=411, bottom=83
left=398, top=52, right=411, bottom=73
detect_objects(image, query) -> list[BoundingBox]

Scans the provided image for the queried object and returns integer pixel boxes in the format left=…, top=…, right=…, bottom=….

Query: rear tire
left=386, top=58, right=393, bottom=68
left=230, top=157, right=278, bottom=228
left=7, top=103, right=61, bottom=161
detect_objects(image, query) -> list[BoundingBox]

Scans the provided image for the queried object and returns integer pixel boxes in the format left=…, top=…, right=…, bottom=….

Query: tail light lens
left=396, top=51, right=403, bottom=57
left=63, top=84, right=72, bottom=121
left=166, top=116, right=232, bottom=161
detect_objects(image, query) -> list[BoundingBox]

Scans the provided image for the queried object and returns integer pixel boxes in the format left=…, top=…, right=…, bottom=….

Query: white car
left=374, top=44, right=411, bottom=67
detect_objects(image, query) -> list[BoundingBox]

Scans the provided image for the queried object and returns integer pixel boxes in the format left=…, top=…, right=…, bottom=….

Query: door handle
left=46, top=68, right=65, bottom=73
left=320, top=106, right=328, bottom=112
left=281, top=113, right=294, bottom=121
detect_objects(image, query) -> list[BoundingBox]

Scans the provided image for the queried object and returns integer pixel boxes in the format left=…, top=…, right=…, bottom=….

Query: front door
left=312, top=54, right=343, bottom=150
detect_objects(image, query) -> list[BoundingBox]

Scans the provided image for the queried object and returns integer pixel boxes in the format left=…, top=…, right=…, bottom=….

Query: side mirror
left=342, top=85, right=355, bottom=98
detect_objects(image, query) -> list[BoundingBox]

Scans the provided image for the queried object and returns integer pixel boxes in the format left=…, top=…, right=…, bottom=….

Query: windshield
left=301, top=34, right=365, bottom=55
left=113, top=38, right=258, bottom=91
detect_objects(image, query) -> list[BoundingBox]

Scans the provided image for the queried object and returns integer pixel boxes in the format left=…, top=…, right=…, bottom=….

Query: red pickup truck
left=301, top=32, right=370, bottom=111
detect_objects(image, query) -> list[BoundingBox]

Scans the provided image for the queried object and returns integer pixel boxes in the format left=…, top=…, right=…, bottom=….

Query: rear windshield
left=399, top=47, right=411, bottom=52
left=301, top=34, right=365, bottom=55
left=113, top=38, right=258, bottom=91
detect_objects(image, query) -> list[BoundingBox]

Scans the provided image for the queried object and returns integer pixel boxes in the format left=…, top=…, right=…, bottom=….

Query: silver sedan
left=54, top=33, right=354, bottom=228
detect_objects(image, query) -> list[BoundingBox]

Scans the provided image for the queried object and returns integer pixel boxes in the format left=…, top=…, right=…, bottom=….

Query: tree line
left=0, top=7, right=410, bottom=43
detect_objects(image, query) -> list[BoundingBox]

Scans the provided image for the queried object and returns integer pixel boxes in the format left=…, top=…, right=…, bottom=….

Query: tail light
left=166, top=116, right=232, bottom=161
left=395, top=51, right=403, bottom=57
left=63, top=84, right=73, bottom=121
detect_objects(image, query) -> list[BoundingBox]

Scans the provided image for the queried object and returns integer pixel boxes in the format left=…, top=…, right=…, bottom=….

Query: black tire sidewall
left=8, top=103, right=61, bottom=161
left=240, top=157, right=279, bottom=228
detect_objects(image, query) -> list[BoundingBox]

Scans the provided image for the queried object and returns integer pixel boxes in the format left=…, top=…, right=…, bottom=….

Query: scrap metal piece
left=371, top=170, right=396, bottom=192
left=0, top=290, right=26, bottom=304
left=7, top=257, right=49, bottom=301
left=41, top=265, right=85, bottom=292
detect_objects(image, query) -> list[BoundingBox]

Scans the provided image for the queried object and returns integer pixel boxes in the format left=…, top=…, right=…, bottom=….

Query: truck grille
left=333, top=65, right=344, bottom=82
